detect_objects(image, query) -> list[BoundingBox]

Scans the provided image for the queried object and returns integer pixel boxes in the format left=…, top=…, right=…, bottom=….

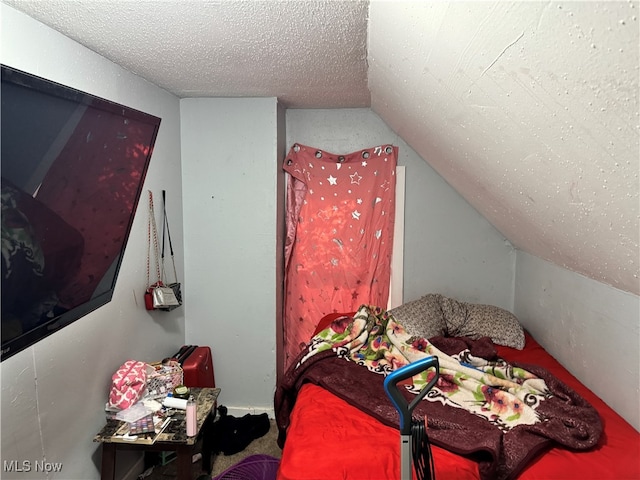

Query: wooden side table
left=94, top=387, right=220, bottom=480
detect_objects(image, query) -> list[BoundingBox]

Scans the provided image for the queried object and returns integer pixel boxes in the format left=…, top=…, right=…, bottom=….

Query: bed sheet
left=277, top=333, right=639, bottom=480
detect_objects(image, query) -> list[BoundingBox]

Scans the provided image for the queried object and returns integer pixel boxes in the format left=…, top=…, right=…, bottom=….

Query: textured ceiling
left=368, top=1, right=639, bottom=295
left=3, top=0, right=639, bottom=295
left=2, top=0, right=370, bottom=108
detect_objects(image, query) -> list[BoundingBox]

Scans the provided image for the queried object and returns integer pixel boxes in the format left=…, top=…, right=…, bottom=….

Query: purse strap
left=147, top=191, right=162, bottom=286
left=161, top=190, right=179, bottom=284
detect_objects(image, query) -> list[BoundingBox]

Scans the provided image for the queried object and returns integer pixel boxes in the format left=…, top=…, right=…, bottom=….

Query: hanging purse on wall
left=160, top=189, right=182, bottom=311
left=145, top=190, right=180, bottom=311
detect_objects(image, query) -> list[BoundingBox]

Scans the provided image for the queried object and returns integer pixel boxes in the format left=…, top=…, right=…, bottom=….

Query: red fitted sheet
left=277, top=333, right=639, bottom=480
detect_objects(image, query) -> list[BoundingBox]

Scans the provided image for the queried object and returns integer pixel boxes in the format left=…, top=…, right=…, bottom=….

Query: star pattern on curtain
left=282, top=143, right=398, bottom=369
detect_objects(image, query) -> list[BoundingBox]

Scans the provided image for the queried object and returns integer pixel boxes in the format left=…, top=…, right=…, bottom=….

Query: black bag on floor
left=201, top=405, right=271, bottom=472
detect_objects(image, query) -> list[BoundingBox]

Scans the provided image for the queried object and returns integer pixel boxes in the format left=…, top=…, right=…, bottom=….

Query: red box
left=172, top=345, right=215, bottom=388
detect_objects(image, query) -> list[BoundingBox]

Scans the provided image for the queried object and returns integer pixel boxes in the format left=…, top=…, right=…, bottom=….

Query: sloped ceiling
left=367, top=1, right=639, bottom=296
left=2, top=0, right=638, bottom=295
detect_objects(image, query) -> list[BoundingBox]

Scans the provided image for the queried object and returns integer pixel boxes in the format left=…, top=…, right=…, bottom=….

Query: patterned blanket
left=276, top=305, right=602, bottom=480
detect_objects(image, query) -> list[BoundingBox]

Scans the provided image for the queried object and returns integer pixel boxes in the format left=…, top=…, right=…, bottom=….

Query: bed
left=275, top=299, right=639, bottom=480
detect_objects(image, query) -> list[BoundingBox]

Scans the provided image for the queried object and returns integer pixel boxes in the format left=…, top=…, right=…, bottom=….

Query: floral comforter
left=275, top=305, right=602, bottom=480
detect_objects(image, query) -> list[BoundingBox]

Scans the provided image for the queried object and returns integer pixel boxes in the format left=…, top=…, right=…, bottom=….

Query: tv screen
left=1, top=65, right=161, bottom=361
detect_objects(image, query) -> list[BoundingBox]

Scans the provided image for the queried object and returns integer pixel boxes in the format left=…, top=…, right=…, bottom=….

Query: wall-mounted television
left=1, top=65, right=161, bottom=361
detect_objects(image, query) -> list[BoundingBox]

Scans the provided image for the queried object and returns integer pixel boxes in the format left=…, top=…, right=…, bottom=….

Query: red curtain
left=282, top=144, right=398, bottom=370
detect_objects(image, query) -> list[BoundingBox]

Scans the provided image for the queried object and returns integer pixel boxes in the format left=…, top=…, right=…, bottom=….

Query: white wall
left=0, top=5, right=184, bottom=479
left=514, top=251, right=640, bottom=431
left=286, top=109, right=516, bottom=309
left=180, top=98, right=281, bottom=416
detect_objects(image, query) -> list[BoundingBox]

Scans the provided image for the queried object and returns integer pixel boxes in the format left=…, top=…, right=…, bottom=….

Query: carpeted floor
left=142, top=419, right=282, bottom=480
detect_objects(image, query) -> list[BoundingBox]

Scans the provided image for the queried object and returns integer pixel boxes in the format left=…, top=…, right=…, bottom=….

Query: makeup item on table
left=129, top=413, right=155, bottom=435
left=173, top=384, right=190, bottom=399
left=163, top=396, right=188, bottom=410
left=186, top=396, right=197, bottom=437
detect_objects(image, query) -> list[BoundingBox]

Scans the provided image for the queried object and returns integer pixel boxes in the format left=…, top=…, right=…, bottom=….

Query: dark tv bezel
left=1, top=65, right=162, bottom=361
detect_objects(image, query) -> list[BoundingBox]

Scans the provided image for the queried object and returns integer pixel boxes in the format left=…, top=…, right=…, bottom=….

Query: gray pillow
left=388, top=294, right=447, bottom=339
left=440, top=296, right=525, bottom=350
left=390, top=293, right=525, bottom=350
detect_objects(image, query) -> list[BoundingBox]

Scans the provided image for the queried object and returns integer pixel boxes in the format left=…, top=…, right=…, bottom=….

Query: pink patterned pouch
left=108, top=360, right=147, bottom=409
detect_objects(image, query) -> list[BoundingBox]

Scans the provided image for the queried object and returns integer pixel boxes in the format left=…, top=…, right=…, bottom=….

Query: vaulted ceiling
left=3, top=0, right=638, bottom=295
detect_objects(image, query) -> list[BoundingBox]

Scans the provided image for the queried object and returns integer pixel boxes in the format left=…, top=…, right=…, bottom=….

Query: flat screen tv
left=1, top=65, right=161, bottom=361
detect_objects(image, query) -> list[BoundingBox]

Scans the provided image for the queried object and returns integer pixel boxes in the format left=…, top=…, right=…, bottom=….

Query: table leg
left=100, top=443, right=116, bottom=480
left=176, top=444, right=192, bottom=480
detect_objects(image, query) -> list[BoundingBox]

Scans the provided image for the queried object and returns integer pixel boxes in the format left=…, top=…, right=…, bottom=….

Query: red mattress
left=277, top=333, right=639, bottom=480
